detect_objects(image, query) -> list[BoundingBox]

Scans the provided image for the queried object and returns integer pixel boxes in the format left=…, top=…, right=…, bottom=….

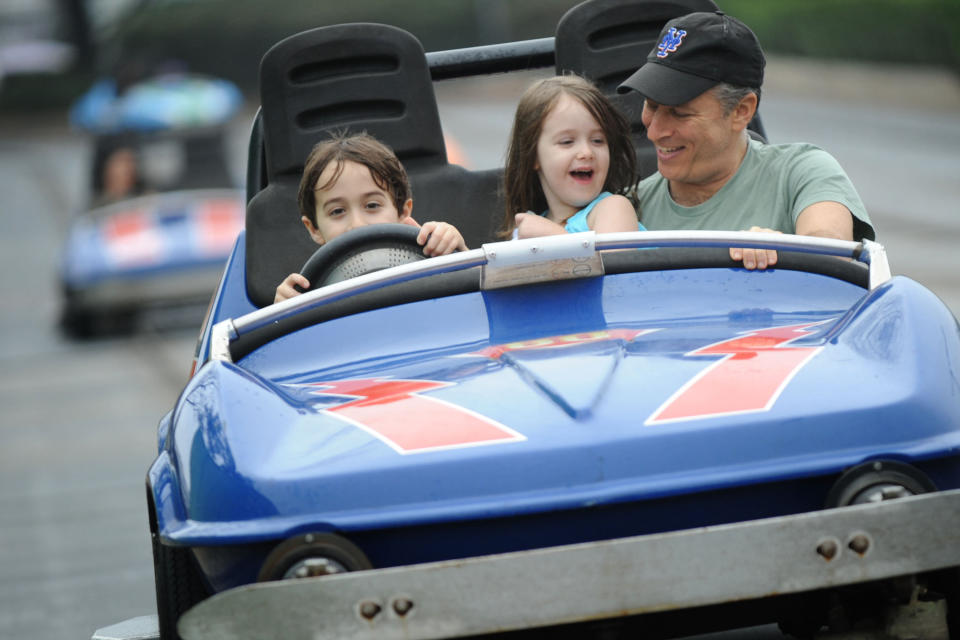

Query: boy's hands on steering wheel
left=274, top=273, right=311, bottom=303
left=402, top=216, right=467, bottom=256
left=274, top=218, right=466, bottom=305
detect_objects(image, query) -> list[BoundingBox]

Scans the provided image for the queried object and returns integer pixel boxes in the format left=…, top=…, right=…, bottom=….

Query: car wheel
left=776, top=591, right=828, bottom=639
left=928, top=567, right=960, bottom=640
left=152, top=533, right=209, bottom=640
left=60, top=305, right=138, bottom=339
left=60, top=305, right=98, bottom=339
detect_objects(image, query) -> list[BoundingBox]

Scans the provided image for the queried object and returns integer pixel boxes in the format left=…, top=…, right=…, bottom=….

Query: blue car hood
left=152, top=271, right=960, bottom=544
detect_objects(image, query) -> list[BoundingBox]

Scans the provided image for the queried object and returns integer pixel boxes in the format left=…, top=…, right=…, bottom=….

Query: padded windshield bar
left=426, top=37, right=555, bottom=79
left=210, top=232, right=887, bottom=364
left=212, top=249, right=488, bottom=362
left=594, top=230, right=862, bottom=256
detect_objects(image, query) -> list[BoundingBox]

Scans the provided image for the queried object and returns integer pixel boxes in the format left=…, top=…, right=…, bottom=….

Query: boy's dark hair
left=501, top=74, right=637, bottom=237
left=298, top=131, right=412, bottom=225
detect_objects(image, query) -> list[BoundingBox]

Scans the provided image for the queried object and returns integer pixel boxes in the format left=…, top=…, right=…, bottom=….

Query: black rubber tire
left=152, top=533, right=209, bottom=640
left=60, top=307, right=97, bottom=339
left=928, top=567, right=960, bottom=640
left=257, top=532, right=373, bottom=581
left=60, top=304, right=138, bottom=339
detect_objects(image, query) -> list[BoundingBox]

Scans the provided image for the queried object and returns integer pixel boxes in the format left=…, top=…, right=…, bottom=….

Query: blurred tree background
left=722, top=0, right=959, bottom=70
left=1, top=0, right=958, bottom=112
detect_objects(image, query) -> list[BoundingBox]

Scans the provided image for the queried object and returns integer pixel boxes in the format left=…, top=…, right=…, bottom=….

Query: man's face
left=640, top=89, right=743, bottom=191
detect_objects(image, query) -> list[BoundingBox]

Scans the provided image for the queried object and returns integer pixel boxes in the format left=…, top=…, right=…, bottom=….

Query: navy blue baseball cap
left=618, top=11, right=765, bottom=105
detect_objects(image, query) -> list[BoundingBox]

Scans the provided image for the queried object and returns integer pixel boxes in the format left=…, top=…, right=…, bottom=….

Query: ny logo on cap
left=657, top=28, right=687, bottom=58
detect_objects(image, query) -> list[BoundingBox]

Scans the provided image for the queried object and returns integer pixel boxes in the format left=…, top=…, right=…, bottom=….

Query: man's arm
left=731, top=201, right=855, bottom=270
left=794, top=200, right=854, bottom=240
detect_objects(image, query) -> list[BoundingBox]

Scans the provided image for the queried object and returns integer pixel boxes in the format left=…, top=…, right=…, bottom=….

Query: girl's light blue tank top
left=541, top=192, right=647, bottom=233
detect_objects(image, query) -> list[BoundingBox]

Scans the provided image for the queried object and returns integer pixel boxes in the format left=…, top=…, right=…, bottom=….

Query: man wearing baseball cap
left=618, top=11, right=874, bottom=269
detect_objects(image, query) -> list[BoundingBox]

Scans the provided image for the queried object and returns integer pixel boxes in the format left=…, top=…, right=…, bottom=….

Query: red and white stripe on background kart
left=193, top=197, right=245, bottom=256
left=102, top=197, right=244, bottom=266
left=103, top=208, right=164, bottom=266
left=306, top=378, right=525, bottom=454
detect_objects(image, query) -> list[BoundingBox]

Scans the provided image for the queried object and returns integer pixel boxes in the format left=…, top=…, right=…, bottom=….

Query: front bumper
left=175, top=488, right=960, bottom=639
left=64, top=263, right=225, bottom=312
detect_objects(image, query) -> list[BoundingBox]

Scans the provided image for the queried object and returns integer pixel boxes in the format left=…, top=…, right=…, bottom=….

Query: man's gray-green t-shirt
left=636, top=139, right=874, bottom=241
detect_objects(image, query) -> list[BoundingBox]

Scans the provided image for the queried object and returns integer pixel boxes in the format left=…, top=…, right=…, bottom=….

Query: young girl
left=501, top=75, right=645, bottom=239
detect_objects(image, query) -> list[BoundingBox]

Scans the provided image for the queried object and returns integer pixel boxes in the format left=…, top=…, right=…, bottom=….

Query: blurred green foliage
left=2, top=0, right=957, bottom=111
left=722, top=0, right=959, bottom=71
left=96, top=0, right=576, bottom=93
left=106, top=0, right=960, bottom=89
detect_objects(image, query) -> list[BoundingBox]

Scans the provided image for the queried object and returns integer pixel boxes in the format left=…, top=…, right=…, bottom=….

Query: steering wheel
left=298, top=223, right=427, bottom=291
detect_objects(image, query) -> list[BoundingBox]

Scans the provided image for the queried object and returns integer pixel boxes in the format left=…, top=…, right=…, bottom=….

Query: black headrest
left=555, top=0, right=721, bottom=95
left=258, top=22, right=448, bottom=182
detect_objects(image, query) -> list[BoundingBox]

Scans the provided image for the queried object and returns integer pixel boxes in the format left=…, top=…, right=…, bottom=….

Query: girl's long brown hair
left=500, top=75, right=637, bottom=237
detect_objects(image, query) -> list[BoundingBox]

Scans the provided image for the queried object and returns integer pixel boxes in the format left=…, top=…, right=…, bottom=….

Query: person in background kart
left=92, top=143, right=146, bottom=207
left=499, top=75, right=646, bottom=239
left=99, top=147, right=140, bottom=203
left=617, top=11, right=875, bottom=269
left=274, top=131, right=466, bottom=303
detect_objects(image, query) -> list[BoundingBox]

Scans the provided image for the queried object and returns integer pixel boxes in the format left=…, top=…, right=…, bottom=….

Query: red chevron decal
left=309, top=378, right=523, bottom=454
left=647, top=323, right=823, bottom=424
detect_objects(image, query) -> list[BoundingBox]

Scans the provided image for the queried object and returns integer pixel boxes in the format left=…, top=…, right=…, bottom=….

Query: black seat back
left=245, top=23, right=501, bottom=308
left=555, top=0, right=770, bottom=180
left=259, top=23, right=448, bottom=180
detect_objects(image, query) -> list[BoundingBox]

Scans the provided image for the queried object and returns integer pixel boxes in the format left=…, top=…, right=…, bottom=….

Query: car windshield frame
left=210, top=231, right=888, bottom=364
